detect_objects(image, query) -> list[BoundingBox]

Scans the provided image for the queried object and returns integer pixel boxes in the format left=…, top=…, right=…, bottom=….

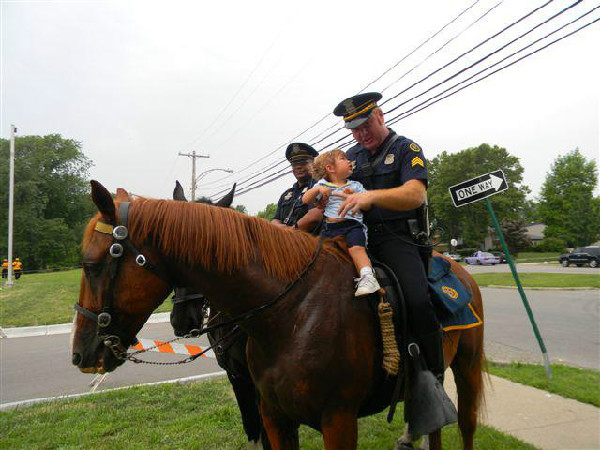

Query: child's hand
left=344, top=188, right=354, bottom=195
left=316, top=186, right=331, bottom=207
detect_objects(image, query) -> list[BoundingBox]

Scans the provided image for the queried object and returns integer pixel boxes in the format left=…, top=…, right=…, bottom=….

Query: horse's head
left=169, top=181, right=236, bottom=336
left=72, top=181, right=172, bottom=374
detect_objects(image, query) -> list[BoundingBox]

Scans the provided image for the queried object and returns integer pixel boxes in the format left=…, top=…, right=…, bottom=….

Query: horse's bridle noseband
left=74, top=202, right=172, bottom=359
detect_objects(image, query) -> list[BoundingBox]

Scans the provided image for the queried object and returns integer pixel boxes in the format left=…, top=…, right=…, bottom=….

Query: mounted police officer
left=333, top=92, right=445, bottom=387
left=272, top=143, right=323, bottom=233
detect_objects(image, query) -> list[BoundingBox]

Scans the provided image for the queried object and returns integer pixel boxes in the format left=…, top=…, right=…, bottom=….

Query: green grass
left=472, top=272, right=600, bottom=288
left=487, top=362, right=600, bottom=407
left=0, top=377, right=539, bottom=450
left=0, top=269, right=172, bottom=328
left=514, top=252, right=561, bottom=263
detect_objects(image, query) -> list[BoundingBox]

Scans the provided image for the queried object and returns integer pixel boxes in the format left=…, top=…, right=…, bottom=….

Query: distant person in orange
left=2, top=258, right=8, bottom=279
left=13, top=258, right=23, bottom=279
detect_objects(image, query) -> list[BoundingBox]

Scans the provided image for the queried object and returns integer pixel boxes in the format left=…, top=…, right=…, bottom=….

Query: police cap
left=333, top=92, right=383, bottom=129
left=285, top=142, right=318, bottom=163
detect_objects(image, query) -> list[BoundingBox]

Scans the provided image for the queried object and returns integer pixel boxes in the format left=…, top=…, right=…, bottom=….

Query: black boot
left=418, top=327, right=445, bottom=383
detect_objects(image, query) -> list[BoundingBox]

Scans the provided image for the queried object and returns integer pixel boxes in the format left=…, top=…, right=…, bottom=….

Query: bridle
left=74, top=202, right=173, bottom=360
left=75, top=201, right=324, bottom=364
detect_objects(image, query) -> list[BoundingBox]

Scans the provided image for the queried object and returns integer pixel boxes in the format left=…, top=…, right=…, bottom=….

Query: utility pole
left=178, top=150, right=209, bottom=201
left=6, top=125, right=17, bottom=287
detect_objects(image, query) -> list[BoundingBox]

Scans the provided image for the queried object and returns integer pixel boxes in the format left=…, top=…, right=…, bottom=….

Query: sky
left=1, top=0, right=599, bottom=214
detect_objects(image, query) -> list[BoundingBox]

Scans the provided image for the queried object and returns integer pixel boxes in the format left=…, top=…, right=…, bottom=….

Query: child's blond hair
left=311, top=149, right=346, bottom=181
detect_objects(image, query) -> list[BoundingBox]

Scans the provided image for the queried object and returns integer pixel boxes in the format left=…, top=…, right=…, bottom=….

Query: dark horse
left=170, top=181, right=271, bottom=450
left=73, top=181, right=485, bottom=450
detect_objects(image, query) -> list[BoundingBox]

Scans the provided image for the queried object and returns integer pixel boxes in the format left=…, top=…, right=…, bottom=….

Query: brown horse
left=72, top=180, right=485, bottom=450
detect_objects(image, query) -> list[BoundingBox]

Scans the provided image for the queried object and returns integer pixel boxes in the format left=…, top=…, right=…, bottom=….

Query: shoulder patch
left=384, top=154, right=395, bottom=165
left=411, top=156, right=424, bottom=168
left=409, top=142, right=421, bottom=153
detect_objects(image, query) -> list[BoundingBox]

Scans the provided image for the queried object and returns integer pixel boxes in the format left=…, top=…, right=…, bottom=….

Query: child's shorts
left=321, top=219, right=366, bottom=248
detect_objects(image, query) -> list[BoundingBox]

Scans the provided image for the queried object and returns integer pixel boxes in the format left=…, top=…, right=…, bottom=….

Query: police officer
left=272, top=143, right=323, bottom=232
left=333, top=92, right=444, bottom=384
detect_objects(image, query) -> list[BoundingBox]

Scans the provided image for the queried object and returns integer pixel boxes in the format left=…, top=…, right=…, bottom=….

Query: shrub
left=534, top=237, right=566, bottom=252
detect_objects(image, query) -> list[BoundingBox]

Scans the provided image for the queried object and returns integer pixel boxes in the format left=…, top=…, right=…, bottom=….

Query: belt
left=367, top=219, right=410, bottom=234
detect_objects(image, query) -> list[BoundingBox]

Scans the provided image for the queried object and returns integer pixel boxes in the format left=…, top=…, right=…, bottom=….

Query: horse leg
left=228, top=373, right=270, bottom=449
left=321, top=411, right=358, bottom=450
left=450, top=334, right=484, bottom=450
left=259, top=400, right=299, bottom=450
left=424, top=430, right=441, bottom=450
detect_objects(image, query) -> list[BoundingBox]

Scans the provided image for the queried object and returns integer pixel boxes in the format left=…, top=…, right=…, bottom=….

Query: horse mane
left=127, top=198, right=349, bottom=281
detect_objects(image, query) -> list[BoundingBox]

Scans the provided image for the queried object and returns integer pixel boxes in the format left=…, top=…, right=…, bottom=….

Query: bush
left=456, top=247, right=478, bottom=257
left=533, top=237, right=566, bottom=252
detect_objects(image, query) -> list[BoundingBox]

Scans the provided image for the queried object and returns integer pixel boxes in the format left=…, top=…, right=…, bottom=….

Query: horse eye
left=83, top=262, right=103, bottom=277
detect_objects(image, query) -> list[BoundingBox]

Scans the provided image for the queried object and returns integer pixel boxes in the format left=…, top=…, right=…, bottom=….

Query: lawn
left=0, top=377, right=539, bottom=450
left=472, top=272, right=600, bottom=288
left=487, top=362, right=600, bottom=407
left=0, top=269, right=172, bottom=328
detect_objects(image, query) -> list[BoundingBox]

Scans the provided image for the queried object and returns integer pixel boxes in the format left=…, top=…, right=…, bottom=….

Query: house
left=525, top=222, right=546, bottom=246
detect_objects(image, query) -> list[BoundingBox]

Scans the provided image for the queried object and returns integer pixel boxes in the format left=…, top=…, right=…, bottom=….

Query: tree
left=538, top=149, right=600, bottom=247
left=428, top=143, right=530, bottom=247
left=0, top=135, right=94, bottom=269
left=499, top=219, right=531, bottom=255
left=234, top=205, right=248, bottom=214
left=256, top=203, right=278, bottom=220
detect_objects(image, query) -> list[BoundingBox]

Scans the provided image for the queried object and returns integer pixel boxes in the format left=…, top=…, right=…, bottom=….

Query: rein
left=75, top=204, right=324, bottom=365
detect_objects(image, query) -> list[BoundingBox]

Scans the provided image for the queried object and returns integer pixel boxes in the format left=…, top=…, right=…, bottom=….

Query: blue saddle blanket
left=428, top=256, right=482, bottom=331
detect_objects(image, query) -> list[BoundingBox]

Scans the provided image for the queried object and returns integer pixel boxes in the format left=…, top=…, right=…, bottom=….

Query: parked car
left=442, top=252, right=462, bottom=262
left=464, top=251, right=501, bottom=265
left=490, top=251, right=507, bottom=263
left=559, top=246, right=600, bottom=268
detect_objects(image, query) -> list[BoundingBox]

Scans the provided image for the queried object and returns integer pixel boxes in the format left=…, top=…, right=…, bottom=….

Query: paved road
left=0, top=322, right=222, bottom=406
left=463, top=262, right=598, bottom=274
left=1, top=287, right=598, bottom=406
left=481, top=288, right=599, bottom=369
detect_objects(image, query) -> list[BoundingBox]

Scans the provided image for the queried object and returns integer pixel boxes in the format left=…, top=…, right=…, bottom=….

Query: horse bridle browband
left=75, top=201, right=324, bottom=363
left=74, top=202, right=173, bottom=358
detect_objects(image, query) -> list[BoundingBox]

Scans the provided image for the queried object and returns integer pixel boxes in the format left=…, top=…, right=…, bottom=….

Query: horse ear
left=90, top=180, right=116, bottom=223
left=115, top=188, right=130, bottom=202
left=216, top=183, right=236, bottom=208
left=173, top=180, right=188, bottom=202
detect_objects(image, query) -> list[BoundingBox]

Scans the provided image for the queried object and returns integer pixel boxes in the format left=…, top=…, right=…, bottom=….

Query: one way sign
left=448, top=170, right=508, bottom=207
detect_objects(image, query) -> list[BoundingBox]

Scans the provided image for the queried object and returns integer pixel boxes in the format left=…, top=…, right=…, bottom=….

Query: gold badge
left=284, top=192, right=293, bottom=200
left=384, top=154, right=395, bottom=165
left=442, top=286, right=459, bottom=299
left=409, top=142, right=421, bottom=153
left=411, top=156, right=424, bottom=168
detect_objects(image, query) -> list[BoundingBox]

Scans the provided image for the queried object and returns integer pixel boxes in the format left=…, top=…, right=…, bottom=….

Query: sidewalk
left=445, top=372, right=600, bottom=450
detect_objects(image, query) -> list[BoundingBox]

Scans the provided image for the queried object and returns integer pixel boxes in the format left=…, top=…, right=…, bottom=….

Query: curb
left=1, top=312, right=172, bottom=339
left=480, top=285, right=599, bottom=290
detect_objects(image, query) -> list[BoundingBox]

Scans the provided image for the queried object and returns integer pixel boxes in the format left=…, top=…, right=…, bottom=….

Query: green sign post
left=449, top=171, right=551, bottom=380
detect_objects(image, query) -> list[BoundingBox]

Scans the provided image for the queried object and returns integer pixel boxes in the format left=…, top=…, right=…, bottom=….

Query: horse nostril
left=72, top=353, right=82, bottom=366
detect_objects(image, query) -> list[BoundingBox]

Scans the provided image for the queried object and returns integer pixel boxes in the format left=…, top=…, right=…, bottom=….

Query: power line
left=229, top=6, right=598, bottom=199
left=208, top=0, right=588, bottom=200
left=199, top=0, right=497, bottom=192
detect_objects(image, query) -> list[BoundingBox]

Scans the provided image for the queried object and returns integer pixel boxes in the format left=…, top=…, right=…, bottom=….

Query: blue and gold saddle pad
left=428, top=256, right=482, bottom=331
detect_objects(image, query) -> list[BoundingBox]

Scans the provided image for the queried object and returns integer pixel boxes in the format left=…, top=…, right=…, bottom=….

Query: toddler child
left=302, top=149, right=380, bottom=296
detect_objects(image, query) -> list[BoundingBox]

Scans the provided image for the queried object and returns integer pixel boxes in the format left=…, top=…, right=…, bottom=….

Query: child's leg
left=348, top=246, right=372, bottom=273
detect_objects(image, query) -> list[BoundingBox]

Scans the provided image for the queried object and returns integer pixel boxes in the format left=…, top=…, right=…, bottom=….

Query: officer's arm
left=296, top=207, right=323, bottom=232
left=368, top=179, right=426, bottom=211
left=336, top=179, right=426, bottom=217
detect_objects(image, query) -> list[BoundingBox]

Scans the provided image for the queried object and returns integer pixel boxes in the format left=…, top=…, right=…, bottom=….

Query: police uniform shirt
left=346, top=129, right=428, bottom=225
left=273, top=178, right=318, bottom=226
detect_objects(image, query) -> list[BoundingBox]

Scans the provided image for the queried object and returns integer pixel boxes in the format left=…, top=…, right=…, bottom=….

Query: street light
left=193, top=168, right=233, bottom=200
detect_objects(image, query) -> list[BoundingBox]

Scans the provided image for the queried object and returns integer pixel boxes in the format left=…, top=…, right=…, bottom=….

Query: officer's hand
left=334, top=191, right=373, bottom=217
